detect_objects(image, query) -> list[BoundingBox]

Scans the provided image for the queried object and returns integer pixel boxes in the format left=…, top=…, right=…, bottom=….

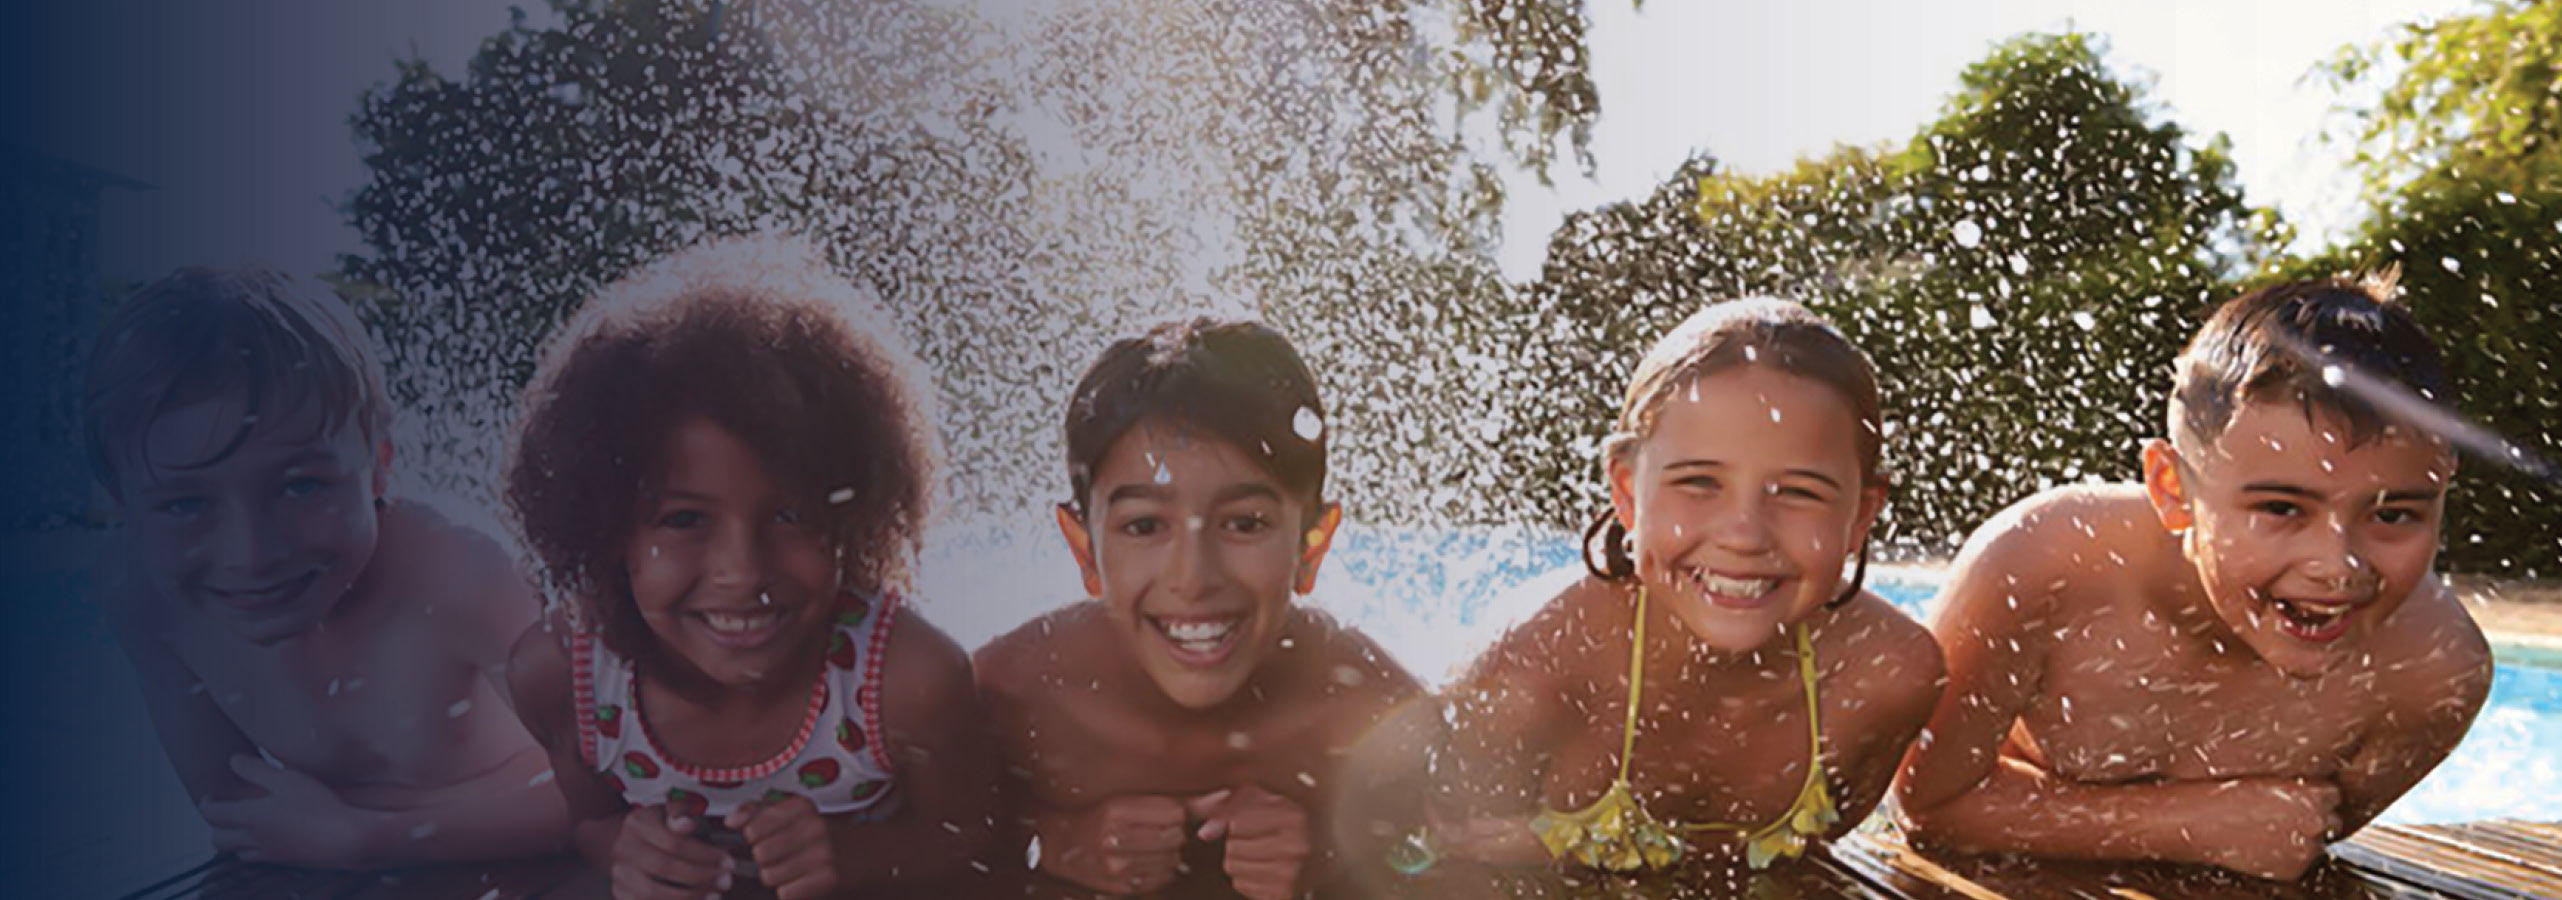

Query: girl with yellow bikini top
left=1413, top=298, right=1946, bottom=878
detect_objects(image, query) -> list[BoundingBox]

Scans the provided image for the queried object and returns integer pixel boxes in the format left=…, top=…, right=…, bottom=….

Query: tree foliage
left=2296, top=0, right=2562, bottom=573
left=1485, top=33, right=2266, bottom=555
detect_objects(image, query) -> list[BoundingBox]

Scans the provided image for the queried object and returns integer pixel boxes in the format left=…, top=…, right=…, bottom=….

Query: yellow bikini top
left=1528, top=586, right=1840, bottom=871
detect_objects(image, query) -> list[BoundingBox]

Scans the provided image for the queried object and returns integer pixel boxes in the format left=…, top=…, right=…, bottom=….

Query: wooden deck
left=102, top=821, right=2562, bottom=899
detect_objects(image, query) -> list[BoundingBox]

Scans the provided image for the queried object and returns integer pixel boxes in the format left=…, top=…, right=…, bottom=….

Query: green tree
left=2297, top=0, right=2562, bottom=573
left=1487, top=33, right=2267, bottom=555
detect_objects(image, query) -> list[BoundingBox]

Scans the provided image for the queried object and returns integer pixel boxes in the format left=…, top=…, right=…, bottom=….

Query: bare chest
left=168, top=616, right=508, bottom=786
left=1012, top=688, right=1346, bottom=809
left=2024, top=636, right=2375, bottom=783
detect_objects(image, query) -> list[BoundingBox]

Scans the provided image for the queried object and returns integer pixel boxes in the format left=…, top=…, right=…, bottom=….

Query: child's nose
left=1707, top=494, right=1777, bottom=554
left=705, top=524, right=768, bottom=593
left=1159, top=516, right=1226, bottom=601
left=207, top=503, right=289, bottom=574
left=2300, top=517, right=2373, bottom=590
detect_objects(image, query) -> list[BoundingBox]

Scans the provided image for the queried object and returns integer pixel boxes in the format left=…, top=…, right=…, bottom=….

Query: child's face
left=1058, top=419, right=1338, bottom=711
left=625, top=417, right=842, bottom=688
left=121, top=391, right=389, bottom=646
left=1610, top=366, right=1884, bottom=654
left=2149, top=400, right=2453, bottom=676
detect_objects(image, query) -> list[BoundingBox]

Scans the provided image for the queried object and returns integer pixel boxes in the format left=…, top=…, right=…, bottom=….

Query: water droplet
left=447, top=699, right=473, bottom=718
left=1293, top=407, right=1324, bottom=441
left=1969, top=305, right=1996, bottom=329
left=828, top=487, right=855, bottom=505
left=1953, top=219, right=1983, bottom=248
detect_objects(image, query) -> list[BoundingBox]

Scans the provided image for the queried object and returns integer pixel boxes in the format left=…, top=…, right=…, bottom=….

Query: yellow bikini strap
left=1794, top=622, right=1821, bottom=772
left=1616, top=586, right=1649, bottom=784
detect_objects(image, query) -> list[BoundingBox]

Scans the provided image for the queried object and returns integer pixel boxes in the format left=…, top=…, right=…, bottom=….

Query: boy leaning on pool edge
left=1895, top=275, right=2493, bottom=880
left=975, top=318, right=1427, bottom=900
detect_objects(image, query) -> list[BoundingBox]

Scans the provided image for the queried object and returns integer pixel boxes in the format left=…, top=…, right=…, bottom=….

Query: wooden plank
left=2342, top=822, right=2562, bottom=899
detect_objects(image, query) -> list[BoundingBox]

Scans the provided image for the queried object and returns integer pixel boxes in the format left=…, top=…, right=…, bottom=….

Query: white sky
left=14, top=0, right=2466, bottom=283
left=1494, top=0, right=2465, bottom=279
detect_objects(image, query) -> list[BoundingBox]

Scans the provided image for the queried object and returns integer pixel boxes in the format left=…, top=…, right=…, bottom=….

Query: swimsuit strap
left=1614, top=585, right=1651, bottom=784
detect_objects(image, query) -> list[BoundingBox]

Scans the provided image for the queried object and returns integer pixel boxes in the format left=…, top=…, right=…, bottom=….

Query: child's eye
left=155, top=496, right=209, bottom=519
left=280, top=477, right=329, bottom=499
left=2375, top=507, right=2425, bottom=526
left=1676, top=475, right=1721, bottom=492
left=657, top=510, right=707, bottom=530
left=1225, top=513, right=1273, bottom=536
left=1776, top=485, right=1827, bottom=502
left=2252, top=501, right=2305, bottom=519
left=1117, top=516, right=1164, bottom=538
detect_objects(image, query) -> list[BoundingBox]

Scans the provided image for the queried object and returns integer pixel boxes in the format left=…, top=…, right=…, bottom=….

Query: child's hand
left=727, top=796, right=838, bottom=900
left=610, top=805, right=736, bottom=900
left=1037, top=794, right=1192, bottom=895
left=200, top=755, right=368, bottom=868
left=2199, top=777, right=2343, bottom=881
left=1192, top=786, right=1310, bottom=900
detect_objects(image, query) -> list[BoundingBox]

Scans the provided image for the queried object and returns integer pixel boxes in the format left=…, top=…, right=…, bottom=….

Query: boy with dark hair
left=978, top=318, right=1425, bottom=899
left=83, top=267, right=567, bottom=869
left=1897, top=277, right=2493, bottom=880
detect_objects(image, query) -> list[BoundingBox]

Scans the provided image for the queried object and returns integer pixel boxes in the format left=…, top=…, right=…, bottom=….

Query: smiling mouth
left=1686, top=569, right=1782, bottom=610
left=1146, top=614, right=1244, bottom=667
left=2270, top=597, right=2361, bottom=643
left=691, top=608, right=786, bottom=649
left=203, top=571, right=320, bottom=611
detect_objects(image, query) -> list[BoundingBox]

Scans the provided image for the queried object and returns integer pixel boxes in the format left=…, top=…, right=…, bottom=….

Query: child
left=501, top=240, right=995, bottom=899
left=82, top=266, right=569, bottom=869
left=976, top=318, right=1427, bottom=900
left=1430, top=298, right=1944, bottom=876
left=1895, top=277, right=2494, bottom=881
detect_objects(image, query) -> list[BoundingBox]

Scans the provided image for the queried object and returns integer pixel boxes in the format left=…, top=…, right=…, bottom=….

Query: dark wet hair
left=1063, top=318, right=1326, bottom=517
left=1582, top=297, right=1885, bottom=610
left=81, top=266, right=393, bottom=500
left=507, top=243, right=933, bottom=674
left=2171, top=274, right=2448, bottom=449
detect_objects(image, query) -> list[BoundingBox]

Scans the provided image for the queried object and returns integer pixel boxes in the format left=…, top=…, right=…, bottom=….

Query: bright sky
left=9, top=0, right=2465, bottom=283
left=1494, top=0, right=2466, bottom=279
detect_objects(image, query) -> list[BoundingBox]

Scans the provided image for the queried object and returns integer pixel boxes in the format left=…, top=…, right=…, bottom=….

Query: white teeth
left=1697, top=572, right=1776, bottom=598
left=701, top=610, right=779, bottom=634
left=1162, top=618, right=1238, bottom=643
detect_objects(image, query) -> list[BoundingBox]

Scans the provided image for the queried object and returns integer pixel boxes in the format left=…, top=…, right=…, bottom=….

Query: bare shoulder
left=1943, top=484, right=2160, bottom=622
left=1457, top=575, right=1623, bottom=691
left=381, top=500, right=520, bottom=598
left=2369, top=578, right=2494, bottom=703
left=973, top=601, right=1109, bottom=704
left=882, top=604, right=973, bottom=690
left=505, top=615, right=577, bottom=738
left=1291, top=606, right=1422, bottom=697
left=1829, top=594, right=1945, bottom=684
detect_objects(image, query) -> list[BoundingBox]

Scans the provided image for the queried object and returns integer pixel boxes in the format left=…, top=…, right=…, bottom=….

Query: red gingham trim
left=635, top=671, right=829, bottom=784
left=859, top=591, right=901, bottom=774
left=570, top=631, right=599, bottom=769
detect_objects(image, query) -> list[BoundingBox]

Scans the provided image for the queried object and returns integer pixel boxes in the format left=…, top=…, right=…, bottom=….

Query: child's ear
left=372, top=439, right=396, bottom=502
left=1607, top=453, right=1639, bottom=535
left=1293, top=503, right=1343, bottom=595
left=1853, top=481, right=1889, bottom=543
left=2141, top=438, right=2194, bottom=533
left=1054, top=503, right=1103, bottom=598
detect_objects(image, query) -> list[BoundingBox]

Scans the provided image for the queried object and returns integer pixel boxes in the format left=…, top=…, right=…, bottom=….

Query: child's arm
left=1430, top=596, right=1584, bottom=865
left=753, top=613, right=997, bottom=896
left=1895, top=511, right=2337, bottom=879
left=2334, top=585, right=2493, bottom=834
left=507, top=621, right=733, bottom=896
left=1821, top=607, right=1946, bottom=839
left=94, top=562, right=265, bottom=807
